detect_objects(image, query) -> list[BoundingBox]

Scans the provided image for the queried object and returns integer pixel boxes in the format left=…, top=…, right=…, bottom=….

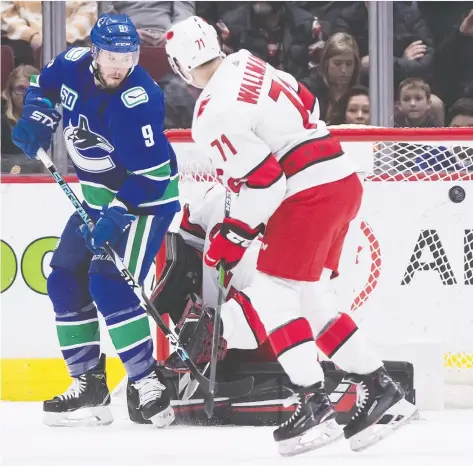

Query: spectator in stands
left=333, top=2, right=435, bottom=87
left=1, top=4, right=33, bottom=67
left=343, top=85, right=370, bottom=125
left=1, top=1, right=97, bottom=67
left=196, top=2, right=246, bottom=29
left=395, top=78, right=444, bottom=127
left=302, top=32, right=360, bottom=125
left=100, top=2, right=195, bottom=46
left=218, top=2, right=316, bottom=80
left=416, top=1, right=473, bottom=48
left=295, top=2, right=354, bottom=67
left=434, top=9, right=473, bottom=110
left=296, top=2, right=353, bottom=39
left=414, top=98, right=473, bottom=172
left=1, top=63, right=40, bottom=174
left=448, top=97, right=473, bottom=127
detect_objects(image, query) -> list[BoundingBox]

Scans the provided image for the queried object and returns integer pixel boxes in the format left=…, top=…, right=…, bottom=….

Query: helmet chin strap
left=92, top=61, right=133, bottom=89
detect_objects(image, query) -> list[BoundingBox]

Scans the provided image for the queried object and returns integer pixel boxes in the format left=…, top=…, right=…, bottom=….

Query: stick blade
left=203, top=392, right=215, bottom=419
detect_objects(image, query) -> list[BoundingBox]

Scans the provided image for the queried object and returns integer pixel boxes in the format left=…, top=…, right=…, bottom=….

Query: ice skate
left=43, top=353, right=113, bottom=427
left=273, top=382, right=343, bottom=457
left=165, top=294, right=227, bottom=372
left=344, top=366, right=419, bottom=452
left=131, top=363, right=175, bottom=428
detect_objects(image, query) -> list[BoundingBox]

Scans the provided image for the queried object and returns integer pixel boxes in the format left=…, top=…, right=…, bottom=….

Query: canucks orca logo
left=64, top=115, right=116, bottom=173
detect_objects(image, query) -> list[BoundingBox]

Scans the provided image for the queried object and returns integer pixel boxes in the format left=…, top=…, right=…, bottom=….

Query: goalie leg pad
left=151, top=232, right=203, bottom=325
left=222, top=291, right=267, bottom=350
left=165, top=295, right=227, bottom=371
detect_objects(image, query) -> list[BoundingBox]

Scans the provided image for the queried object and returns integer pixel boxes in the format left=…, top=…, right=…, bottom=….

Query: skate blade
left=148, top=405, right=175, bottom=428
left=43, top=406, right=114, bottom=427
left=278, top=419, right=344, bottom=457
left=350, top=398, right=419, bottom=452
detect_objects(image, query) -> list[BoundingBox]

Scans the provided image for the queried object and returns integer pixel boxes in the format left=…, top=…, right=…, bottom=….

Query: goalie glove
left=204, top=218, right=261, bottom=271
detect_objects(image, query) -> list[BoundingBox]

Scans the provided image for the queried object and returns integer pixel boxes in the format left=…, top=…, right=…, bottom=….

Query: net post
left=155, top=244, right=170, bottom=363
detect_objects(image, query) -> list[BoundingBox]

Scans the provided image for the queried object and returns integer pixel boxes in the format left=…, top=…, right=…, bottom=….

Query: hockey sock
left=316, top=313, right=382, bottom=374
left=47, top=268, right=100, bottom=376
left=268, top=318, right=324, bottom=387
left=89, top=273, right=155, bottom=381
left=222, top=291, right=267, bottom=350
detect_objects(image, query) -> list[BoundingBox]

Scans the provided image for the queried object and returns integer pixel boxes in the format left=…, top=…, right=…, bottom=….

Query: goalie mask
left=165, top=16, right=225, bottom=87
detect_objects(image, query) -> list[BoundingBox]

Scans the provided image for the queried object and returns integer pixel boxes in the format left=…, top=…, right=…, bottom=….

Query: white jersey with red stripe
left=191, top=49, right=357, bottom=229
left=178, top=184, right=260, bottom=309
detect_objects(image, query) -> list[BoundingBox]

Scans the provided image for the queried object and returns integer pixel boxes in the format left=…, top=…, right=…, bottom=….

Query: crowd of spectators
left=1, top=1, right=473, bottom=175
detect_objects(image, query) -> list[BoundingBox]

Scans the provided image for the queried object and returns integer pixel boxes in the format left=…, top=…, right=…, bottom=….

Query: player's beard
left=95, top=65, right=129, bottom=89
left=101, top=72, right=126, bottom=88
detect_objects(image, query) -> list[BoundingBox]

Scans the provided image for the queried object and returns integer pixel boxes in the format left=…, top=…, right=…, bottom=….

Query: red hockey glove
left=205, top=218, right=261, bottom=271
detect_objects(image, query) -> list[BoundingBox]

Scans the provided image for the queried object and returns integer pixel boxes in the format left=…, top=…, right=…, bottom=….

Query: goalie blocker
left=126, top=232, right=416, bottom=427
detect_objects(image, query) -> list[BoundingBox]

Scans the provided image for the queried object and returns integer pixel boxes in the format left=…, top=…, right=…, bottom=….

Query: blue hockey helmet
left=90, top=14, right=140, bottom=87
left=91, top=13, right=140, bottom=53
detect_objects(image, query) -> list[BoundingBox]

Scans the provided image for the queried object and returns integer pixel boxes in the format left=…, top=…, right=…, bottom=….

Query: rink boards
left=1, top=172, right=472, bottom=408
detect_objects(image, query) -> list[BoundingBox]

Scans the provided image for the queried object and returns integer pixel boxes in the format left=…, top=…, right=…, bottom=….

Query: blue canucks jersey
left=25, top=47, right=180, bottom=217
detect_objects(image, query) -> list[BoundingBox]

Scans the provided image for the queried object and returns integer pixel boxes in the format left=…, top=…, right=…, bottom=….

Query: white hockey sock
left=316, top=313, right=382, bottom=374
left=269, top=317, right=324, bottom=387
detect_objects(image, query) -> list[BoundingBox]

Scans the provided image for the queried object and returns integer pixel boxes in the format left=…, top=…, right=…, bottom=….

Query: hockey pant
left=47, top=211, right=174, bottom=381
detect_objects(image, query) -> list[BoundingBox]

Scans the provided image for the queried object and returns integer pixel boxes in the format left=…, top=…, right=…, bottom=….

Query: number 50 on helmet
left=165, top=16, right=225, bottom=87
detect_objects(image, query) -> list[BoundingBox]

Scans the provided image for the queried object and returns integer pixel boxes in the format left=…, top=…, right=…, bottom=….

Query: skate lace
left=279, top=392, right=302, bottom=427
left=57, top=377, right=87, bottom=401
left=354, top=381, right=369, bottom=418
left=134, top=373, right=166, bottom=407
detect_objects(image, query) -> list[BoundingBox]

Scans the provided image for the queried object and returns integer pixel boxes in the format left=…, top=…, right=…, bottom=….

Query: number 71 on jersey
left=210, top=134, right=238, bottom=161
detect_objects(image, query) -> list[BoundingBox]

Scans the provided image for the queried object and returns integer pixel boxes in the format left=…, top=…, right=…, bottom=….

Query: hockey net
left=160, top=127, right=473, bottom=407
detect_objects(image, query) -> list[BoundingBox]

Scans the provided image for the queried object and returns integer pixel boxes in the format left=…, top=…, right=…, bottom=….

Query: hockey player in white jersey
left=165, top=16, right=418, bottom=455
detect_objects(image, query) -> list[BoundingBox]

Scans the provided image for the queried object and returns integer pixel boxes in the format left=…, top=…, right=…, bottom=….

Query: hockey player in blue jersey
left=11, top=14, right=180, bottom=428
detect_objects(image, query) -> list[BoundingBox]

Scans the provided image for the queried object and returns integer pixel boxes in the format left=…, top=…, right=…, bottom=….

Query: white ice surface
left=1, top=402, right=472, bottom=466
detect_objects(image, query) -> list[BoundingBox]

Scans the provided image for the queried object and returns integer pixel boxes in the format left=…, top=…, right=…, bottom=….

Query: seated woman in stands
left=343, top=85, right=370, bottom=125
left=1, top=64, right=40, bottom=174
left=302, top=32, right=361, bottom=125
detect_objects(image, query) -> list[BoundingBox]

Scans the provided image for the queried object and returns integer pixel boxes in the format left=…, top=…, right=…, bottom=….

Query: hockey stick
left=36, top=148, right=254, bottom=399
left=204, top=188, right=232, bottom=418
